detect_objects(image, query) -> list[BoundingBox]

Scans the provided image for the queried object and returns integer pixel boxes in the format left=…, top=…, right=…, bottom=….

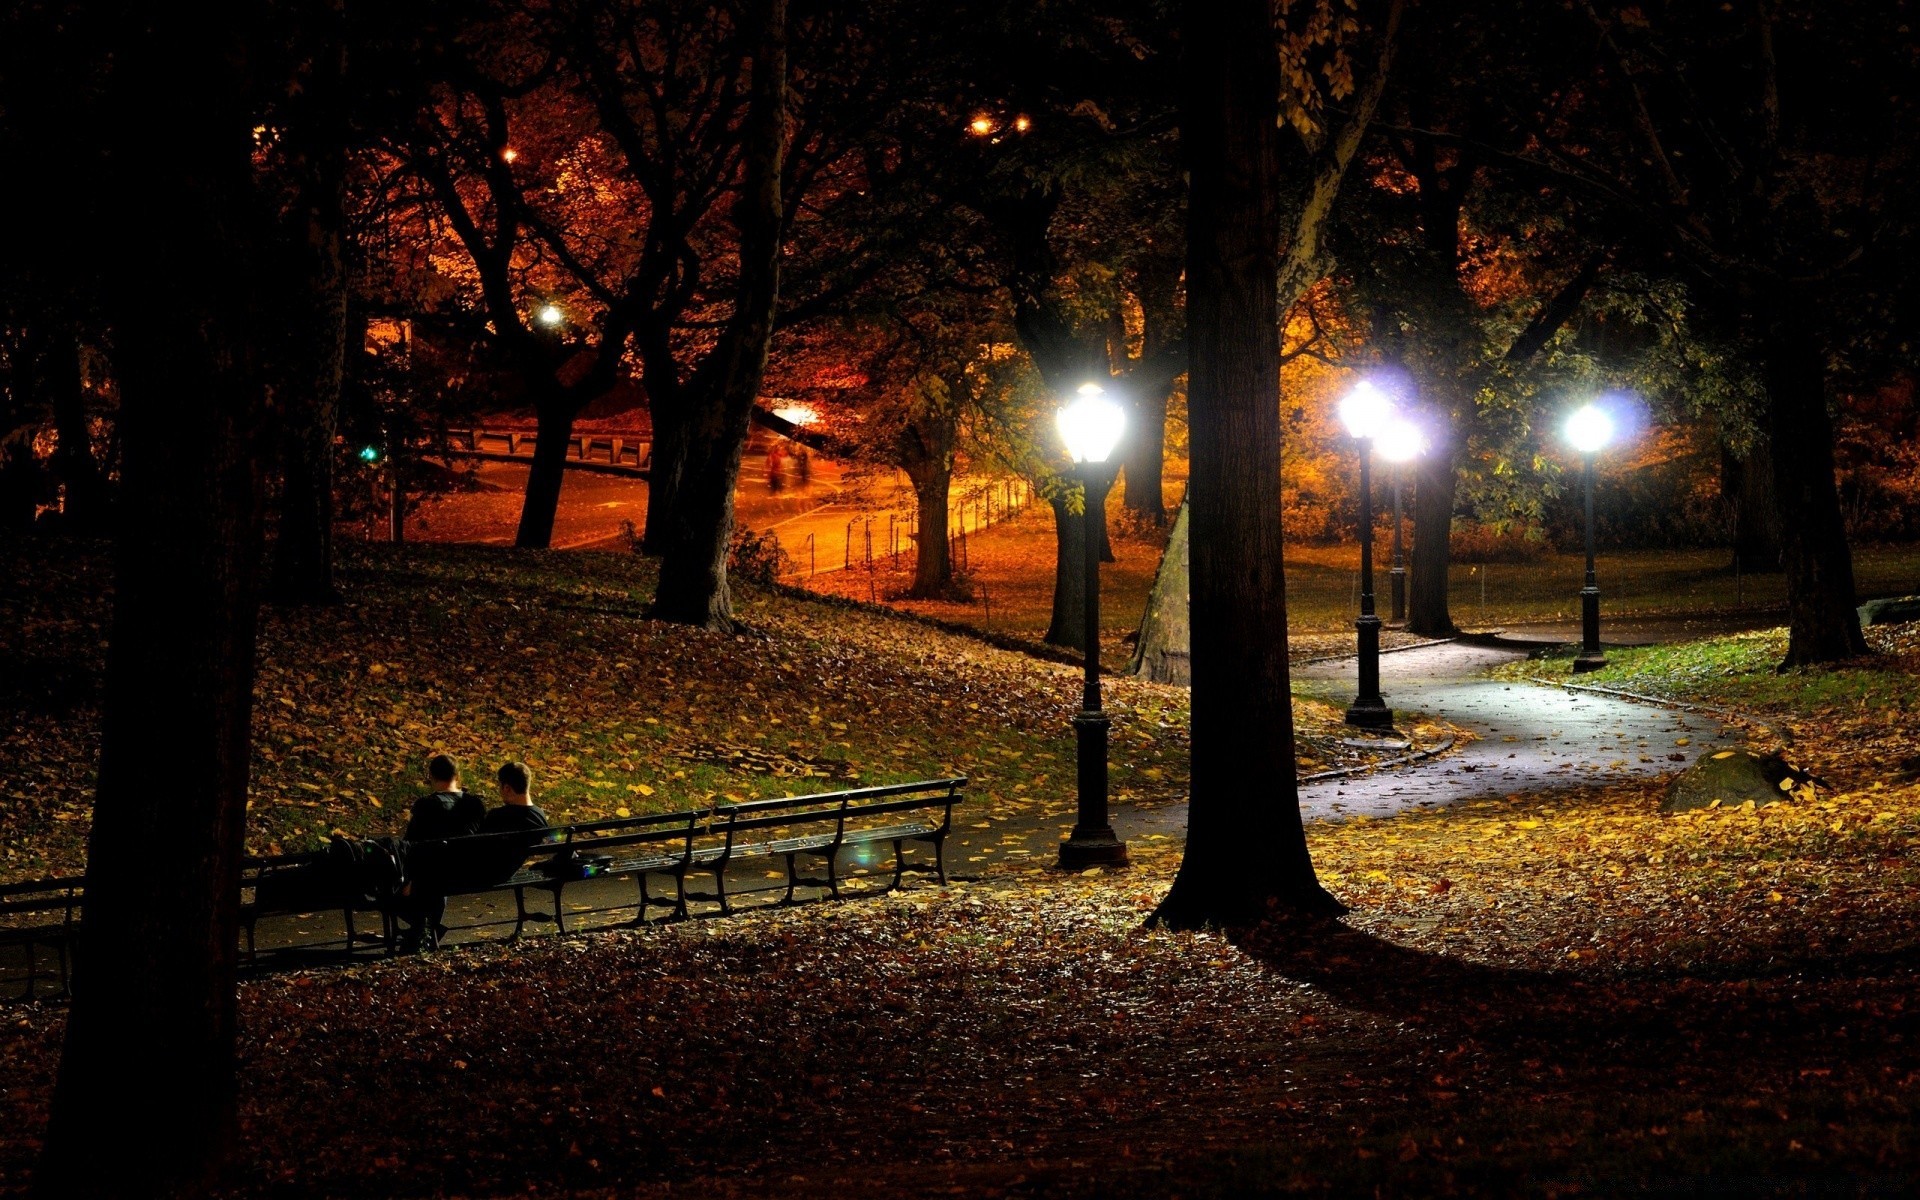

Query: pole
left=1060, top=464, right=1127, bottom=868
left=1389, top=468, right=1406, bottom=624
left=1345, top=439, right=1392, bottom=728
left=1575, top=452, right=1607, bottom=672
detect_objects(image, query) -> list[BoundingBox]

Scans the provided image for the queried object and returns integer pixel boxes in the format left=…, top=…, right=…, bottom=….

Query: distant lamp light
left=358, top=445, right=381, bottom=464
left=1012, top=115, right=1032, bottom=133
left=1376, top=417, right=1427, bottom=464
left=1338, top=379, right=1395, bottom=440
left=1056, top=382, right=1127, bottom=464
left=501, top=147, right=519, bottom=164
left=536, top=304, right=565, bottom=328
left=1564, top=403, right=1615, bottom=454
left=968, top=114, right=995, bottom=137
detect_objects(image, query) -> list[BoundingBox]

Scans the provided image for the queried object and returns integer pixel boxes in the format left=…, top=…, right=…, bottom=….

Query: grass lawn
left=0, top=536, right=1453, bottom=883
left=4, top=727, right=1918, bottom=1195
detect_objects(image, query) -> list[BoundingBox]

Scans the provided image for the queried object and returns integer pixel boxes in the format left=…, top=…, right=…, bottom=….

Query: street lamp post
left=1564, top=403, right=1614, bottom=673
left=1057, top=383, right=1129, bottom=869
left=1339, top=382, right=1394, bottom=729
left=1376, top=418, right=1426, bottom=627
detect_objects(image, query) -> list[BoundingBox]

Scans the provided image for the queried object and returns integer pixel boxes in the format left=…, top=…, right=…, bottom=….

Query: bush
left=1448, top=522, right=1551, bottom=564
left=728, top=524, right=793, bottom=585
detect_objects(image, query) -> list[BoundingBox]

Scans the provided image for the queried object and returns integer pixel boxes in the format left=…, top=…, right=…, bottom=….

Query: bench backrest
left=0, top=875, right=84, bottom=924
left=711, top=777, right=967, bottom=847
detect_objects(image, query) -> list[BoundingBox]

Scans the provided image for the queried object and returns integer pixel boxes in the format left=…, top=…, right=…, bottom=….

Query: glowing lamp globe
left=1338, top=380, right=1394, bottom=440
left=537, top=304, right=565, bottom=327
left=1057, top=382, right=1127, bottom=464
left=1376, top=418, right=1428, bottom=464
left=1564, top=404, right=1614, bottom=455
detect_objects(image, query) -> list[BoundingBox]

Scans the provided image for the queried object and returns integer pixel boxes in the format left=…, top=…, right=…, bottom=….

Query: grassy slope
left=0, top=537, right=1448, bottom=881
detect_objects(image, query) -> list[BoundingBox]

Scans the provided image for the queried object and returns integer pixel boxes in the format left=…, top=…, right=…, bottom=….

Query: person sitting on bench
left=406, top=754, right=485, bottom=842
left=398, top=754, right=484, bottom=950
left=470, top=761, right=551, bottom=885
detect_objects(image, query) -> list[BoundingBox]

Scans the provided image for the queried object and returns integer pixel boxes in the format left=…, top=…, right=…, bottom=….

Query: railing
left=436, top=428, right=652, bottom=477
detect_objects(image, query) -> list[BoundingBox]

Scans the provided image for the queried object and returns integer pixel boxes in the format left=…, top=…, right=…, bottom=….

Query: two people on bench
left=397, top=755, right=551, bottom=951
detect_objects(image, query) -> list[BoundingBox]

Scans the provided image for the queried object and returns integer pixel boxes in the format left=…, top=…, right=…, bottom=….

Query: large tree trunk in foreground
left=650, top=0, right=787, bottom=628
left=1406, top=416, right=1459, bottom=636
left=1152, top=0, right=1341, bottom=928
left=38, top=15, right=266, bottom=1198
left=1761, top=324, right=1865, bottom=667
left=515, top=397, right=578, bottom=549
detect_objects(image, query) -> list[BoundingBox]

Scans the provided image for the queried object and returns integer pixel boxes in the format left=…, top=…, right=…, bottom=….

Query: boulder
left=1662, top=748, right=1816, bottom=813
left=1858, top=595, right=1920, bottom=627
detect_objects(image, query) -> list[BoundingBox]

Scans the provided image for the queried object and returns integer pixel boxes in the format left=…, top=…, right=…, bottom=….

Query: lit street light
left=1056, top=381, right=1129, bottom=869
left=1376, top=416, right=1427, bottom=626
left=1564, top=402, right=1615, bottom=672
left=1338, top=380, right=1394, bottom=729
left=537, top=304, right=565, bottom=328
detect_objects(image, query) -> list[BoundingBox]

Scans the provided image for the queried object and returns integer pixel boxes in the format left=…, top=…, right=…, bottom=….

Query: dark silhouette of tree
left=34, top=6, right=275, bottom=1196
left=1150, top=0, right=1383, bottom=928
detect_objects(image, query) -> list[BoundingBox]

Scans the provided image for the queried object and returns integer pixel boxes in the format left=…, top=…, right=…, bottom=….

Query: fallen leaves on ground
left=0, top=538, right=1458, bottom=881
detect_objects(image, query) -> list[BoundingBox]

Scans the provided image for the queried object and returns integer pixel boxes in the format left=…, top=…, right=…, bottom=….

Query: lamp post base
left=1059, top=829, right=1130, bottom=868
left=1060, top=708, right=1128, bottom=868
left=1573, top=585, right=1606, bottom=672
left=1343, top=697, right=1395, bottom=729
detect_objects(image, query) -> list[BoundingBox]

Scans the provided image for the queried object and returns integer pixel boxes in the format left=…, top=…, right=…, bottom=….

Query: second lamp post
left=1339, top=381, right=1394, bottom=729
left=1565, top=403, right=1614, bottom=673
left=1057, top=383, right=1130, bottom=868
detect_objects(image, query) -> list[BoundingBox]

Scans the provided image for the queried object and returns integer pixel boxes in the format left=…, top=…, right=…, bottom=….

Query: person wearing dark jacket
left=397, top=754, right=484, bottom=950
left=470, top=761, right=551, bottom=886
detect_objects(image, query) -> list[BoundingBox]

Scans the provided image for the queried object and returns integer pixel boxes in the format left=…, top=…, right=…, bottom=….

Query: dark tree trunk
left=1761, top=323, right=1866, bottom=667
left=1723, top=440, right=1782, bottom=573
left=1121, top=383, right=1169, bottom=522
left=43, top=327, right=109, bottom=531
left=269, top=152, right=349, bottom=603
left=1406, top=418, right=1459, bottom=636
left=639, top=396, right=687, bottom=555
left=515, top=398, right=577, bottom=549
left=907, top=466, right=953, bottom=597
left=38, top=14, right=266, bottom=1197
left=650, top=0, right=787, bottom=628
left=1152, top=0, right=1341, bottom=929
left=1045, top=489, right=1091, bottom=647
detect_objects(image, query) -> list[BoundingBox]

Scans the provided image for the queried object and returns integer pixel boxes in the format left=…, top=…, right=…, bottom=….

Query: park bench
left=240, top=849, right=391, bottom=960
left=9, top=778, right=970, bottom=980
left=0, top=875, right=83, bottom=998
left=685, top=777, right=967, bottom=915
left=384, top=776, right=967, bottom=941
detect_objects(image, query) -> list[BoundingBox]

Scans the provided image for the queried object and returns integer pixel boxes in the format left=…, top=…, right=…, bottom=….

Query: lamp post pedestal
left=1060, top=462, right=1128, bottom=869
left=1061, top=708, right=1127, bottom=866
left=1346, top=439, right=1394, bottom=729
